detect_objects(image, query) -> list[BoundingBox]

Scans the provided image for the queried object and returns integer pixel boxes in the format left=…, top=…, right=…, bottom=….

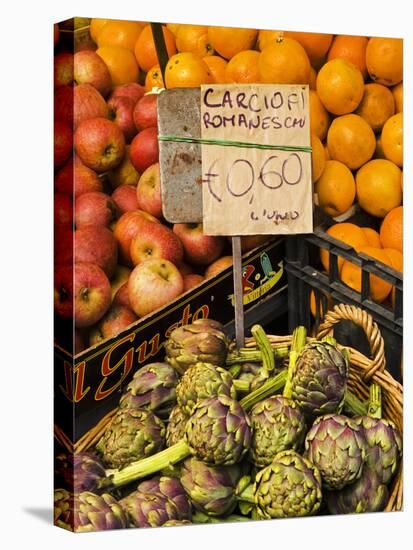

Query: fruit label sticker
left=200, top=84, right=313, bottom=236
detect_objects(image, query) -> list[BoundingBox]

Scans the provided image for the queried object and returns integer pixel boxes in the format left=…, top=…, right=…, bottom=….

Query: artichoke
left=290, top=340, right=348, bottom=420
left=236, top=362, right=263, bottom=384
left=176, top=362, right=237, bottom=416
left=96, top=408, right=165, bottom=469
left=325, top=468, right=388, bottom=514
left=164, top=319, right=229, bottom=374
left=120, top=491, right=179, bottom=528
left=249, top=396, right=307, bottom=467
left=238, top=450, right=322, bottom=519
left=305, top=414, right=367, bottom=490
left=137, top=476, right=192, bottom=520
left=162, top=519, right=192, bottom=527
left=55, top=452, right=106, bottom=493
left=55, top=490, right=127, bottom=532
left=119, top=362, right=179, bottom=418
left=166, top=405, right=189, bottom=447
left=180, top=457, right=242, bottom=516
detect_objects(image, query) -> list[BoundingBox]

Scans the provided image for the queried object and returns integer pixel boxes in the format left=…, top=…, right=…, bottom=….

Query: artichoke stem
left=367, top=383, right=382, bottom=419
left=283, top=326, right=307, bottom=398
left=251, top=324, right=275, bottom=376
left=343, top=390, right=368, bottom=416
left=107, top=440, right=189, bottom=488
left=225, top=347, right=289, bottom=366
left=234, top=379, right=251, bottom=393
left=240, top=369, right=287, bottom=411
left=228, top=364, right=242, bottom=378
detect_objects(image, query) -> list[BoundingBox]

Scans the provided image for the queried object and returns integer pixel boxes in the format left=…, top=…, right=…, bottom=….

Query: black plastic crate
left=285, top=229, right=403, bottom=382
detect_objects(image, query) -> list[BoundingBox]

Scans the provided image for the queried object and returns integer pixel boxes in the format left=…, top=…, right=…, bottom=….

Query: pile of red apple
left=54, top=46, right=270, bottom=355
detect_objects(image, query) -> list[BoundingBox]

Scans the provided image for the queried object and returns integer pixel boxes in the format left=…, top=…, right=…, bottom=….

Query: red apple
left=97, top=304, right=138, bottom=339
left=241, top=235, right=271, bottom=253
left=54, top=52, right=73, bottom=87
left=183, top=274, right=204, bottom=291
left=54, top=264, right=73, bottom=319
left=111, top=185, right=139, bottom=213
left=74, top=117, right=125, bottom=173
left=54, top=24, right=60, bottom=48
left=74, top=262, right=111, bottom=327
left=129, top=127, right=159, bottom=173
left=108, top=145, right=140, bottom=188
left=205, top=256, right=233, bottom=278
left=74, top=83, right=109, bottom=129
left=74, top=156, right=103, bottom=198
left=133, top=94, right=158, bottom=131
left=128, top=259, right=184, bottom=317
left=54, top=85, right=74, bottom=126
left=75, top=225, right=118, bottom=278
left=173, top=223, right=225, bottom=265
left=114, top=210, right=160, bottom=264
left=113, top=282, right=131, bottom=309
left=110, top=265, right=131, bottom=299
left=129, top=223, right=183, bottom=266
left=74, top=50, right=112, bottom=96
left=54, top=121, right=73, bottom=168
left=75, top=191, right=118, bottom=227
left=177, top=262, right=194, bottom=276
left=108, top=95, right=137, bottom=142
left=55, top=193, right=73, bottom=226
left=136, top=163, right=162, bottom=218
left=54, top=225, right=73, bottom=265
left=110, top=82, right=145, bottom=104
left=55, top=157, right=73, bottom=196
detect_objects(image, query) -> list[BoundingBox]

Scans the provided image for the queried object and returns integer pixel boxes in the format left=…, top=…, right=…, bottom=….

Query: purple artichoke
left=166, top=405, right=189, bottom=447
left=55, top=452, right=106, bottom=493
left=137, top=476, right=192, bottom=520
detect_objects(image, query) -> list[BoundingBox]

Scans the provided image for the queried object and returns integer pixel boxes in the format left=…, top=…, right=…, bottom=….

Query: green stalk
left=321, top=336, right=337, bottom=346
left=225, top=347, right=289, bottom=366
left=228, top=364, right=242, bottom=378
left=233, top=379, right=251, bottom=393
left=283, top=326, right=307, bottom=398
left=343, top=390, right=368, bottom=416
left=367, top=383, right=382, bottom=419
left=106, top=440, right=190, bottom=488
left=240, top=369, right=287, bottom=411
left=251, top=325, right=275, bottom=377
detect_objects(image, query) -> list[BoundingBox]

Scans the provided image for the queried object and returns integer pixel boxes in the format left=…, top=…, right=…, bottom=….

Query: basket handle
left=316, top=303, right=386, bottom=381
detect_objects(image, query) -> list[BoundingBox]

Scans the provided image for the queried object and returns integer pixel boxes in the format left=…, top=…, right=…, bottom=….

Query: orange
left=96, top=46, right=139, bottom=86
left=166, top=23, right=181, bottom=36
left=284, top=31, right=333, bottom=67
left=225, top=50, right=260, bottom=83
left=134, top=25, right=176, bottom=73
left=309, top=90, right=330, bottom=141
left=90, top=18, right=110, bottom=43
left=366, top=37, right=403, bottom=86
left=341, top=246, right=393, bottom=302
left=381, top=113, right=403, bottom=167
left=383, top=248, right=403, bottom=272
left=145, top=64, right=165, bottom=91
left=203, top=56, right=228, bottom=83
left=257, top=29, right=282, bottom=51
left=320, top=222, right=368, bottom=272
left=380, top=206, right=403, bottom=252
left=327, top=35, right=368, bottom=78
left=392, top=82, right=403, bottom=113
left=355, top=83, right=395, bottom=132
left=361, top=227, right=382, bottom=248
left=374, top=137, right=385, bottom=159
left=316, top=58, right=364, bottom=115
left=311, top=134, right=326, bottom=183
left=175, top=25, right=214, bottom=57
left=316, top=160, right=355, bottom=217
left=96, top=20, right=145, bottom=51
left=310, top=289, right=332, bottom=318
left=309, top=66, right=317, bottom=90
left=165, top=52, right=212, bottom=88
left=324, top=144, right=330, bottom=160
left=327, top=114, right=376, bottom=170
left=356, top=159, right=402, bottom=218
left=259, top=37, right=311, bottom=84
left=207, top=26, right=257, bottom=59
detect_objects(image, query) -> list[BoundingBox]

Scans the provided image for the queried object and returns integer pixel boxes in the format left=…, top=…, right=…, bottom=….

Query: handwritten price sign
left=200, top=84, right=313, bottom=236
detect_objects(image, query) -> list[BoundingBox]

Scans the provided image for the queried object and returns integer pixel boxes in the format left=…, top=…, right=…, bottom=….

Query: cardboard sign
left=201, top=84, right=313, bottom=236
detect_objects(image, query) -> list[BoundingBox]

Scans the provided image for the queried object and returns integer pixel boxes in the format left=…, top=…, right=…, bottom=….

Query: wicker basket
left=54, top=303, right=403, bottom=512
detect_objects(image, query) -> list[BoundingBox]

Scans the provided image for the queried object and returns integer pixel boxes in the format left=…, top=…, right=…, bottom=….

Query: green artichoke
left=305, top=414, right=367, bottom=490
left=164, top=319, right=229, bottom=374
left=236, top=362, right=263, bottom=384
left=162, top=519, right=192, bottom=527
left=176, top=362, right=236, bottom=416
left=119, top=362, right=179, bottom=418
left=290, top=340, right=348, bottom=420
left=96, top=408, right=165, bottom=469
left=120, top=491, right=181, bottom=528
left=325, top=468, right=388, bottom=514
left=137, top=476, right=192, bottom=520
left=249, top=396, right=307, bottom=467
left=238, top=450, right=322, bottom=519
left=54, top=490, right=127, bottom=532
left=166, top=405, right=189, bottom=447
left=55, top=452, right=106, bottom=494
left=180, top=457, right=242, bottom=516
